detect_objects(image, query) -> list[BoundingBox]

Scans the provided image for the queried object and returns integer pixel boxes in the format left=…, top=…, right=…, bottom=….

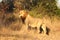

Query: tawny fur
left=19, top=10, right=48, bottom=34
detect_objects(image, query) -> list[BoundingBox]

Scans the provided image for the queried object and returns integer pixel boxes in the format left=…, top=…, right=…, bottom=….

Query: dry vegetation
left=0, top=0, right=60, bottom=40
left=0, top=15, right=60, bottom=40
left=0, top=9, right=60, bottom=40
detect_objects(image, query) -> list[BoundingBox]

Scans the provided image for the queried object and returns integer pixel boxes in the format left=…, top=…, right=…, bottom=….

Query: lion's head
left=19, top=10, right=28, bottom=23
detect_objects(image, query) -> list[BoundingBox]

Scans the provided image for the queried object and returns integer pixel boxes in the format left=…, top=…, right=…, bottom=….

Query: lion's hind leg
left=39, top=24, right=50, bottom=35
left=39, top=25, right=43, bottom=33
left=46, top=27, right=50, bottom=35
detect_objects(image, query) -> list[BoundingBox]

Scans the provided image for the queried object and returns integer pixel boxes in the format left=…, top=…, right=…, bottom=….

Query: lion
left=19, top=10, right=28, bottom=23
left=19, top=10, right=50, bottom=35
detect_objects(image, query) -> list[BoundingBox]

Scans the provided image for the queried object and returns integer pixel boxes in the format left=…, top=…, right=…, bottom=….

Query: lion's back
left=25, top=15, right=43, bottom=27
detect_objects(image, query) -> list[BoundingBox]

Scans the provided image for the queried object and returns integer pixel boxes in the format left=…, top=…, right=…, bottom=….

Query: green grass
left=29, top=4, right=60, bottom=19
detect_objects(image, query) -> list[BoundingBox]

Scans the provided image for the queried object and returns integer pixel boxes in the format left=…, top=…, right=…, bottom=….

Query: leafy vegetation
left=0, top=0, right=60, bottom=18
left=28, top=0, right=60, bottom=18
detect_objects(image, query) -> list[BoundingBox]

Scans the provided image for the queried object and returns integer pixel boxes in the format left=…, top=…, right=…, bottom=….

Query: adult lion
left=19, top=10, right=50, bottom=35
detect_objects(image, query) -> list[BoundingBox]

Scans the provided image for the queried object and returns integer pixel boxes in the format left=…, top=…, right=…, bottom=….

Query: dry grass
left=0, top=0, right=60, bottom=40
left=0, top=4, right=60, bottom=40
left=0, top=14, right=60, bottom=40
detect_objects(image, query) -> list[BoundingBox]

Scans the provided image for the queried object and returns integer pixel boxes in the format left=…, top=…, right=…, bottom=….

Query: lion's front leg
left=25, top=18, right=30, bottom=31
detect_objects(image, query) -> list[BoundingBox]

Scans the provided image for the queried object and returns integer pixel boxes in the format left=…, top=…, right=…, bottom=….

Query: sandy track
left=0, top=24, right=60, bottom=40
left=0, top=15, right=60, bottom=40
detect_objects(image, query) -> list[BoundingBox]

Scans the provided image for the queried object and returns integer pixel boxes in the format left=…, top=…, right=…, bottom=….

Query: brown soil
left=0, top=15, right=60, bottom=40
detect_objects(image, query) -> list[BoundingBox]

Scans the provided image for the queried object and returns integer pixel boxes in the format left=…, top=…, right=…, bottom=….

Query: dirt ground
left=0, top=16, right=60, bottom=40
